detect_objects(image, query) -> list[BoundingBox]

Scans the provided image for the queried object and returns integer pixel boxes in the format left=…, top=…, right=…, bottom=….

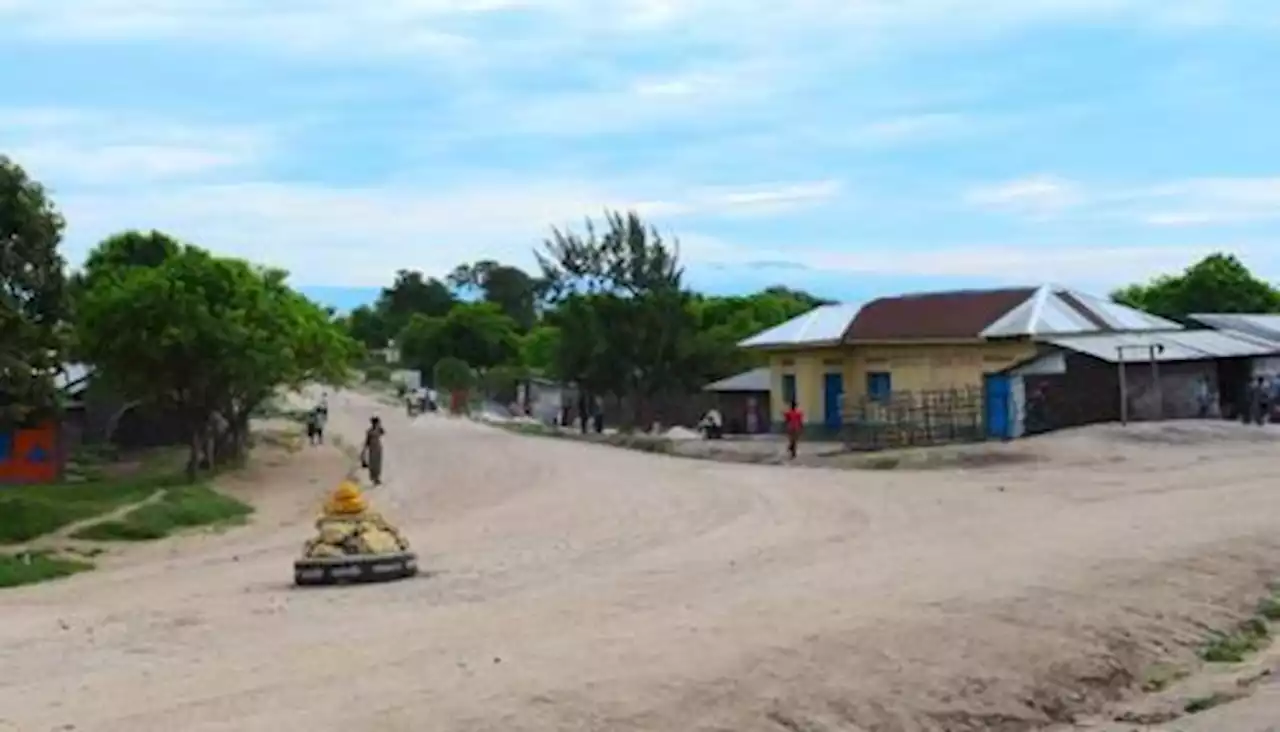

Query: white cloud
left=967, top=174, right=1280, bottom=226
left=0, top=107, right=267, bottom=186
left=715, top=240, right=1279, bottom=289
left=53, top=176, right=843, bottom=285
left=964, top=175, right=1084, bottom=217
left=1138, top=178, right=1280, bottom=226
left=3, top=0, right=1270, bottom=70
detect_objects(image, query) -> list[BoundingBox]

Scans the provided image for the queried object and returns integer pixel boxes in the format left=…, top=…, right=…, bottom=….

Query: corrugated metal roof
left=704, top=367, right=770, bottom=392
left=980, top=285, right=1181, bottom=338
left=1041, top=329, right=1280, bottom=363
left=844, top=288, right=1034, bottom=340
left=56, top=363, right=92, bottom=395
left=738, top=303, right=861, bottom=349
left=1189, top=313, right=1280, bottom=342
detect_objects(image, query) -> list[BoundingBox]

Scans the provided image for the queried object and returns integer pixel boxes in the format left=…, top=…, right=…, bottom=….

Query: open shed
left=703, top=367, right=771, bottom=434
left=993, top=329, right=1280, bottom=437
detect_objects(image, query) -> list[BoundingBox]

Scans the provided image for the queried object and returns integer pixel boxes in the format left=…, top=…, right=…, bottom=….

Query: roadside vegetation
left=0, top=447, right=254, bottom=588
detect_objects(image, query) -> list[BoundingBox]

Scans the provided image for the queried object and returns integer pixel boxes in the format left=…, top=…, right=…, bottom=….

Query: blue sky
left=2, top=1, right=1279, bottom=310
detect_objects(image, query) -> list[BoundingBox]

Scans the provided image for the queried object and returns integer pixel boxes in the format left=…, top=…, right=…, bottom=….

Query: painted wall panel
left=0, top=421, right=62, bottom=484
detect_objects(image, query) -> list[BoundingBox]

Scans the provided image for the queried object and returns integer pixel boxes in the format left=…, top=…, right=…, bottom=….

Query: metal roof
left=1188, top=313, right=1280, bottom=342
left=738, top=303, right=861, bottom=349
left=56, top=363, right=92, bottom=395
left=1040, top=329, right=1280, bottom=363
left=704, top=367, right=770, bottom=392
left=980, top=285, right=1181, bottom=338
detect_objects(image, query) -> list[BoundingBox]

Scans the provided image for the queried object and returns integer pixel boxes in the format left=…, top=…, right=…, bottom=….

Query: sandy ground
left=4, top=392, right=1280, bottom=732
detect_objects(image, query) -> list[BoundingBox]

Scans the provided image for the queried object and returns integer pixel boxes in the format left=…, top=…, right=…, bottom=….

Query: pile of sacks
left=301, top=479, right=412, bottom=559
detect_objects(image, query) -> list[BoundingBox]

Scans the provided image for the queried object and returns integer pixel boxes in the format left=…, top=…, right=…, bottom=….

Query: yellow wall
left=766, top=348, right=845, bottom=423
left=841, top=340, right=1036, bottom=402
left=765, top=339, right=1037, bottom=425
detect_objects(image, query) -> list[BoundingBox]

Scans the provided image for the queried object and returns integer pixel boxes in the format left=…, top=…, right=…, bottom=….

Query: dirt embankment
left=2, top=397, right=1280, bottom=732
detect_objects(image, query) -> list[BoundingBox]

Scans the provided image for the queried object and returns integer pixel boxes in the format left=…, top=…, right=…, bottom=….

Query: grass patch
left=1256, top=591, right=1280, bottom=621
left=1183, top=691, right=1237, bottom=715
left=71, top=484, right=253, bottom=541
left=0, top=551, right=94, bottom=588
left=0, top=454, right=184, bottom=545
left=1200, top=617, right=1270, bottom=663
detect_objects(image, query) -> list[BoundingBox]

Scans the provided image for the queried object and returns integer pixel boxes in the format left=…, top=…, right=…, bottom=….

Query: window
left=866, top=371, right=892, bottom=404
left=781, top=373, right=797, bottom=406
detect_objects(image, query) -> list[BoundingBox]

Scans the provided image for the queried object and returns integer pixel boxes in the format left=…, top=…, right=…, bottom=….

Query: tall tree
left=398, top=301, right=520, bottom=378
left=0, top=156, right=68, bottom=427
left=449, top=259, right=539, bottom=331
left=375, top=269, right=456, bottom=337
left=539, top=210, right=700, bottom=423
left=1112, top=253, right=1280, bottom=319
left=344, top=304, right=394, bottom=350
left=76, top=239, right=355, bottom=477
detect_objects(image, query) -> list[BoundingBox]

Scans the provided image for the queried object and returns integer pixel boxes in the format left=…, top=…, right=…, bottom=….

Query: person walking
left=783, top=400, right=804, bottom=460
left=305, top=407, right=327, bottom=446
left=360, top=416, right=386, bottom=486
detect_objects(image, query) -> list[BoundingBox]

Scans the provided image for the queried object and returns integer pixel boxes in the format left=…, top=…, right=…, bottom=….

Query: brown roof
left=842, top=287, right=1036, bottom=341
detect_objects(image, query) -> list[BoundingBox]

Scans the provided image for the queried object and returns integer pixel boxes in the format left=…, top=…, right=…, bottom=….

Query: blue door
left=984, top=373, right=1011, bottom=439
left=866, top=371, right=892, bottom=403
left=823, top=373, right=844, bottom=430
left=781, top=373, right=797, bottom=408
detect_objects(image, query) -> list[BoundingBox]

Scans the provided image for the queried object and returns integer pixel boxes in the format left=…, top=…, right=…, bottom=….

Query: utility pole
left=1116, top=343, right=1166, bottom=425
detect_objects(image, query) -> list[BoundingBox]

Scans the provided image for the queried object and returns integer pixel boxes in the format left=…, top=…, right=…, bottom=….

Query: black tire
left=293, top=552, right=418, bottom=587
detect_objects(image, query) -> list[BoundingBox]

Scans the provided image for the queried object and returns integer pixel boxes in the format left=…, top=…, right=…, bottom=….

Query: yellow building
left=738, top=285, right=1178, bottom=435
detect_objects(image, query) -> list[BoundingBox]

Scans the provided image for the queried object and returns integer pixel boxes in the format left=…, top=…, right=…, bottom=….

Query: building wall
left=1027, top=353, right=1223, bottom=432
left=841, top=339, right=1037, bottom=401
left=766, top=347, right=843, bottom=424
left=0, top=420, right=63, bottom=485
left=764, top=339, right=1036, bottom=429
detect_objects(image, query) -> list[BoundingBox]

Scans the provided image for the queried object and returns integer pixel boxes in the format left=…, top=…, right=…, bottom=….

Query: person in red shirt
left=783, top=400, right=804, bottom=459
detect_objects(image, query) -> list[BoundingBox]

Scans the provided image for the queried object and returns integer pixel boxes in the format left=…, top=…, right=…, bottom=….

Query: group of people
left=305, top=394, right=329, bottom=445
left=1242, top=375, right=1276, bottom=425
left=304, top=393, right=386, bottom=487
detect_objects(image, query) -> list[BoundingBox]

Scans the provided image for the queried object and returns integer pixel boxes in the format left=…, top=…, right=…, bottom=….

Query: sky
left=2, top=0, right=1279, bottom=310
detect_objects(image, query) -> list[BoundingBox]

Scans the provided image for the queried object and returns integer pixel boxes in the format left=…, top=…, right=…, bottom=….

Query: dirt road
left=4, top=390, right=1280, bottom=731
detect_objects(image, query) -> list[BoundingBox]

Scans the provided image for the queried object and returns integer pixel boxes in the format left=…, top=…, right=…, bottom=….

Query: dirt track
left=4, top=390, right=1280, bottom=731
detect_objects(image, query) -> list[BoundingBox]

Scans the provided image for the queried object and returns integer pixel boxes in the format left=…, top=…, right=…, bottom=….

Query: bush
left=0, top=469, right=178, bottom=544
left=72, top=484, right=252, bottom=541
left=365, top=363, right=392, bottom=383
left=0, top=551, right=93, bottom=588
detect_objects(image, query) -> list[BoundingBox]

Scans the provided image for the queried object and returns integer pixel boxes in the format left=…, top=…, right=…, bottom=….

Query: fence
left=842, top=387, right=985, bottom=451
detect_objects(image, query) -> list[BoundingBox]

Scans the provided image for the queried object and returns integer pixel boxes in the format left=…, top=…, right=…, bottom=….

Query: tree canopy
left=74, top=233, right=357, bottom=476
left=0, top=155, right=68, bottom=427
left=330, top=208, right=834, bottom=424
left=1111, top=253, right=1280, bottom=320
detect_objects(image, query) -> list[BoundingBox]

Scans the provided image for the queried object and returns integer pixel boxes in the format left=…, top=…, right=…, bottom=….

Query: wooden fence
left=842, top=387, right=984, bottom=451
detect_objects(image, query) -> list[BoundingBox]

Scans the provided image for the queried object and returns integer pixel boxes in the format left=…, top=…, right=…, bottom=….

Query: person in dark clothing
left=1252, top=376, right=1271, bottom=425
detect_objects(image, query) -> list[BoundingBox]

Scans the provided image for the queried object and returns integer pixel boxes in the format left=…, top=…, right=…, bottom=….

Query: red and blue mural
left=0, top=421, right=61, bottom=484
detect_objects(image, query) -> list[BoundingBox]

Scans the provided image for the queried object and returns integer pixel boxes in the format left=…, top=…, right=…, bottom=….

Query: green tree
left=77, top=230, right=181, bottom=288
left=0, top=155, right=68, bottom=427
left=398, top=302, right=520, bottom=377
left=519, top=325, right=561, bottom=375
left=375, top=269, right=456, bottom=336
left=448, top=259, right=540, bottom=331
left=344, top=304, right=394, bottom=350
left=76, top=240, right=355, bottom=477
left=1112, top=253, right=1280, bottom=319
left=434, top=356, right=475, bottom=413
left=539, top=210, right=701, bottom=424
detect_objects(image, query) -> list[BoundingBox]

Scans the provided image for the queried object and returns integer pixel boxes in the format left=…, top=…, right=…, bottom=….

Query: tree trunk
left=185, top=423, right=203, bottom=482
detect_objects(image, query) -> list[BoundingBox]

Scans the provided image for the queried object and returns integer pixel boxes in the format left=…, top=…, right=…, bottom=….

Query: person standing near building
left=783, top=400, right=804, bottom=460
left=1194, top=375, right=1213, bottom=418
